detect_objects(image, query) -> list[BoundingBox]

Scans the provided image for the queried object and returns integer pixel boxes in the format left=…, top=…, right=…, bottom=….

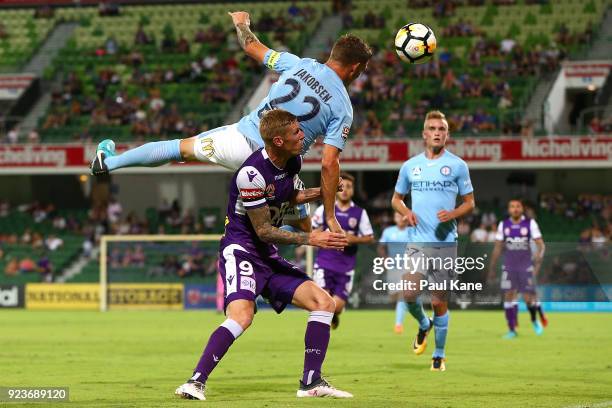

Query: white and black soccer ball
left=394, top=23, right=436, bottom=64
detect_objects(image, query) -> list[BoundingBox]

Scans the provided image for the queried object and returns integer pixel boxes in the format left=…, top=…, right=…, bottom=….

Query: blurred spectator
left=45, top=235, right=64, bottom=251
left=4, top=257, right=18, bottom=276
left=27, top=130, right=40, bottom=144
left=470, top=223, right=488, bottom=242
left=107, top=197, right=123, bottom=223
left=486, top=224, right=498, bottom=242
left=7, top=127, right=19, bottom=144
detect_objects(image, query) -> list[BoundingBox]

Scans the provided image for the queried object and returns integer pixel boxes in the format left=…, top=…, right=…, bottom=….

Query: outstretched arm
left=321, top=144, right=343, bottom=234
left=228, top=11, right=270, bottom=63
left=247, top=205, right=348, bottom=249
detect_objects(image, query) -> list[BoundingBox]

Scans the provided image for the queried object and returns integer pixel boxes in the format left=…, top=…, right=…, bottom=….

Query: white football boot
left=296, top=378, right=353, bottom=398
left=175, top=380, right=206, bottom=400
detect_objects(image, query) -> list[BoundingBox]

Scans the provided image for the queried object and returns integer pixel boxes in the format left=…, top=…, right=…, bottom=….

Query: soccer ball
left=394, top=23, right=436, bottom=64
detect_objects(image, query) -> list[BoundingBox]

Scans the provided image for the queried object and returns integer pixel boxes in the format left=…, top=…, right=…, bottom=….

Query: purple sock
left=504, top=302, right=516, bottom=331
left=302, top=311, right=333, bottom=385
left=191, top=319, right=243, bottom=384
left=513, top=303, right=519, bottom=322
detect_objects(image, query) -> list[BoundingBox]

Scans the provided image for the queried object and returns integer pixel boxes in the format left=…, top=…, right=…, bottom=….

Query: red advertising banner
left=0, top=137, right=610, bottom=173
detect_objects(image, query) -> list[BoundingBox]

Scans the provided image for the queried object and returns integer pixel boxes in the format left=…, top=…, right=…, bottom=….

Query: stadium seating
left=0, top=2, right=328, bottom=142
left=0, top=9, right=55, bottom=72
left=0, top=208, right=86, bottom=284
left=342, top=0, right=609, bottom=136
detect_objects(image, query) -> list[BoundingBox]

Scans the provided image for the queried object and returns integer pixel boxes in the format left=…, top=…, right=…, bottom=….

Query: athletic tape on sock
left=308, top=311, right=333, bottom=325
left=221, top=319, right=244, bottom=339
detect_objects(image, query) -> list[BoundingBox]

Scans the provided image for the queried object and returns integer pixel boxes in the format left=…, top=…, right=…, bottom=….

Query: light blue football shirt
left=237, top=50, right=353, bottom=153
left=380, top=225, right=411, bottom=258
left=395, top=149, right=473, bottom=243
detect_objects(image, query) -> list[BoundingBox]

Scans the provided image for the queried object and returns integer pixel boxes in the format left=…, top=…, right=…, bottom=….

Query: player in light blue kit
left=391, top=111, right=475, bottom=371
left=378, top=211, right=412, bottom=334
left=90, top=11, right=372, bottom=234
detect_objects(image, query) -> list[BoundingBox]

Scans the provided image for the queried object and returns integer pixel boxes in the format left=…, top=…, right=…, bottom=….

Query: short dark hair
left=259, top=109, right=297, bottom=145
left=330, top=34, right=372, bottom=66
left=340, top=172, right=355, bottom=184
left=508, top=197, right=524, bottom=206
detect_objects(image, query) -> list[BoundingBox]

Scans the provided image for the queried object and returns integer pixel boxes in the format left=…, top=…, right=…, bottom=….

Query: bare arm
left=377, top=244, right=388, bottom=258
left=228, top=11, right=270, bottom=63
left=321, top=144, right=343, bottom=233
left=488, top=240, right=504, bottom=281
left=533, top=238, right=545, bottom=276
left=347, top=234, right=375, bottom=245
left=247, top=205, right=347, bottom=248
left=391, top=192, right=417, bottom=226
left=437, top=192, right=476, bottom=222
left=290, top=187, right=321, bottom=206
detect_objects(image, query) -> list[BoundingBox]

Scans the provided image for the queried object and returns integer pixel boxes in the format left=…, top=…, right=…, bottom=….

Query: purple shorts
left=219, top=243, right=310, bottom=314
left=313, top=263, right=354, bottom=301
left=501, top=267, right=535, bottom=293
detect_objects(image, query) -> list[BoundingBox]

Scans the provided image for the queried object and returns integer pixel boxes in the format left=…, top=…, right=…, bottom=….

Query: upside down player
left=391, top=110, right=475, bottom=371
left=311, top=172, right=374, bottom=329
left=488, top=198, right=547, bottom=339
left=90, top=10, right=372, bottom=235
left=175, top=110, right=353, bottom=400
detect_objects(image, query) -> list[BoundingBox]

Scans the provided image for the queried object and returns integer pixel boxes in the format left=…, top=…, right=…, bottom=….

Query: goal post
left=99, top=234, right=314, bottom=312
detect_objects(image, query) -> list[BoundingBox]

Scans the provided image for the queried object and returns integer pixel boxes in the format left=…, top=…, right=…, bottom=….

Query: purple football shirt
left=312, top=203, right=373, bottom=273
left=495, top=216, right=542, bottom=272
left=222, top=148, right=301, bottom=256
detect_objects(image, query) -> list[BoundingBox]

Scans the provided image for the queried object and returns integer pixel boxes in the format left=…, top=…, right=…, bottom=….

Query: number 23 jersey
left=223, top=148, right=301, bottom=256
left=238, top=50, right=353, bottom=153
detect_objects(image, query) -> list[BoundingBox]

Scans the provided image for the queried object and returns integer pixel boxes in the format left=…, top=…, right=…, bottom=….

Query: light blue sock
left=104, top=139, right=182, bottom=171
left=408, top=300, right=430, bottom=330
left=433, top=312, right=449, bottom=358
left=395, top=300, right=407, bottom=325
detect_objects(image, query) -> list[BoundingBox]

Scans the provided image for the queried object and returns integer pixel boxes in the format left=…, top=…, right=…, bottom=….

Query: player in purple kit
left=175, top=109, right=352, bottom=401
left=311, top=172, right=374, bottom=329
left=488, top=198, right=547, bottom=339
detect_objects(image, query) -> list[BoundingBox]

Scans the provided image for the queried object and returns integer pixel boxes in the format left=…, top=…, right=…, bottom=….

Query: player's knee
left=314, top=292, right=336, bottom=312
left=430, top=297, right=447, bottom=311
left=232, top=312, right=253, bottom=330
left=228, top=307, right=254, bottom=330
left=179, top=137, right=195, bottom=161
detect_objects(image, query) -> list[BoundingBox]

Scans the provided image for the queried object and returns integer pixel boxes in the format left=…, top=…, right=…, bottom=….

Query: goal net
left=99, top=234, right=313, bottom=311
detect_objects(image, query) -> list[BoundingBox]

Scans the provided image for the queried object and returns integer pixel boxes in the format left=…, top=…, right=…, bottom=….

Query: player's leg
left=428, top=245, right=457, bottom=371
left=430, top=291, right=449, bottom=371
left=524, top=292, right=543, bottom=335
left=501, top=269, right=519, bottom=337
left=92, top=124, right=258, bottom=174
left=536, top=298, right=548, bottom=327
left=331, top=269, right=354, bottom=330
left=176, top=242, right=262, bottom=400
left=386, top=267, right=407, bottom=333
left=312, top=264, right=339, bottom=328
left=521, top=268, right=543, bottom=335
left=403, top=263, right=432, bottom=354
left=503, top=289, right=518, bottom=338
left=291, top=281, right=353, bottom=398
left=391, top=292, right=407, bottom=334
left=176, top=299, right=254, bottom=400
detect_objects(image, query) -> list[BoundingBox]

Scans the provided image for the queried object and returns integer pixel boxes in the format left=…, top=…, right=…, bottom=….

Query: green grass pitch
left=1, top=310, right=611, bottom=407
